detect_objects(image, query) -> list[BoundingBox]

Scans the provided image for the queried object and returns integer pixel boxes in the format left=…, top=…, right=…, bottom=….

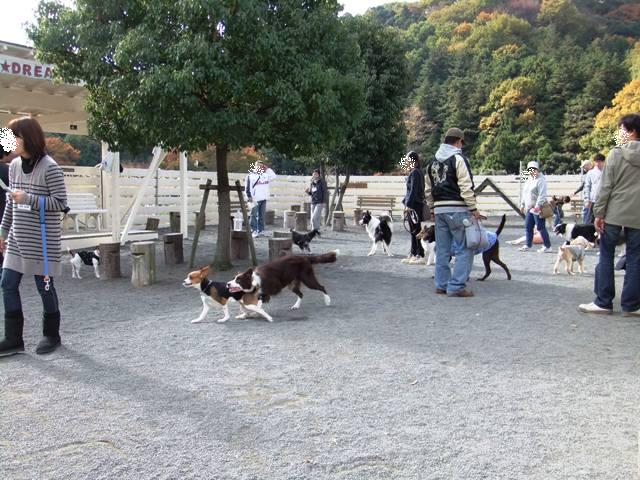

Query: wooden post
left=332, top=211, right=345, bottom=232
left=265, top=210, right=275, bottom=225
left=303, top=202, right=311, bottom=217
left=194, top=211, right=206, bottom=230
left=169, top=212, right=180, bottom=233
left=189, top=179, right=212, bottom=268
left=273, top=231, right=291, bottom=239
left=290, top=205, right=301, bottom=212
left=283, top=210, right=295, bottom=229
left=295, top=212, right=308, bottom=231
left=234, top=180, right=257, bottom=267
left=268, top=238, right=292, bottom=260
left=231, top=230, right=250, bottom=260
left=131, top=241, right=156, bottom=287
left=353, top=208, right=363, bottom=225
left=99, top=242, right=121, bottom=279
left=145, top=217, right=160, bottom=231
left=163, top=233, right=184, bottom=265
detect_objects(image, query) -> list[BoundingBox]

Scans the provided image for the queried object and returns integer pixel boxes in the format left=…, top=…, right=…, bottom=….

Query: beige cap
left=580, top=159, right=593, bottom=168
left=444, top=127, right=465, bottom=141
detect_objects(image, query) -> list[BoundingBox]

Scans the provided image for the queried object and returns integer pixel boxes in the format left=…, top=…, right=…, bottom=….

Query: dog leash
left=403, top=208, right=419, bottom=233
left=38, top=196, right=51, bottom=291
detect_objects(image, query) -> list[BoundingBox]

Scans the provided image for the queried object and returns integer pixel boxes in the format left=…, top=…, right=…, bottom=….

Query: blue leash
left=38, top=196, right=51, bottom=291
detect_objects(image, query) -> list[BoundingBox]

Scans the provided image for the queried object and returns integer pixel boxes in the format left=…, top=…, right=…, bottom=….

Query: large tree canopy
left=30, top=0, right=367, bottom=269
left=30, top=0, right=365, bottom=155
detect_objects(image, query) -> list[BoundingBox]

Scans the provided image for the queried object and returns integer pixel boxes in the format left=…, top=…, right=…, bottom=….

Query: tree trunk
left=336, top=169, right=350, bottom=212
left=326, top=168, right=340, bottom=226
left=213, top=145, right=232, bottom=270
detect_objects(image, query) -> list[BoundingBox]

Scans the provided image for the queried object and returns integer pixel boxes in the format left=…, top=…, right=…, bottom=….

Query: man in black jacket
left=425, top=127, right=481, bottom=298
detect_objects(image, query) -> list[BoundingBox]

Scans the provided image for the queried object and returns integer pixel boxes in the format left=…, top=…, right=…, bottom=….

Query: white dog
left=68, top=248, right=100, bottom=279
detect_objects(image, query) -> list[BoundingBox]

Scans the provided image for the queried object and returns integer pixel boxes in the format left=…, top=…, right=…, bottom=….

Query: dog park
left=2, top=0, right=640, bottom=477
left=1, top=209, right=638, bottom=479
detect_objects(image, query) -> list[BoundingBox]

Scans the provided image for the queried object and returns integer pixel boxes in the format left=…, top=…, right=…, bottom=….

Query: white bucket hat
left=527, top=161, right=539, bottom=170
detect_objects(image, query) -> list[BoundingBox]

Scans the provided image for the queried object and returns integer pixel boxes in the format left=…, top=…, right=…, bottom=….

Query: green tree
left=326, top=16, right=411, bottom=216
left=30, top=0, right=365, bottom=269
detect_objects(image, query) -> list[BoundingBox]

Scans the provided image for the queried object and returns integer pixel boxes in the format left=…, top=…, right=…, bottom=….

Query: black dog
left=554, top=223, right=598, bottom=244
left=477, top=214, right=511, bottom=281
left=291, top=228, right=321, bottom=253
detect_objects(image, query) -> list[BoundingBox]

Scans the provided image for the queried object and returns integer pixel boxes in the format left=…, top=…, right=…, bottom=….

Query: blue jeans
left=525, top=212, right=551, bottom=248
left=552, top=206, right=563, bottom=228
left=434, top=212, right=474, bottom=293
left=1, top=268, right=59, bottom=314
left=582, top=205, right=593, bottom=224
left=594, top=224, right=640, bottom=312
left=250, top=200, right=267, bottom=233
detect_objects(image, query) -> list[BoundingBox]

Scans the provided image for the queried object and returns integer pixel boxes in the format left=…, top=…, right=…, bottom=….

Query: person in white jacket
left=244, top=160, right=276, bottom=237
left=519, top=161, right=552, bottom=253
left=582, top=154, right=604, bottom=224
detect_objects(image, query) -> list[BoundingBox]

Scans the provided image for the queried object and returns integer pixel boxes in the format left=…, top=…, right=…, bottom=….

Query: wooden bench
left=66, top=193, right=107, bottom=232
left=356, top=195, right=396, bottom=218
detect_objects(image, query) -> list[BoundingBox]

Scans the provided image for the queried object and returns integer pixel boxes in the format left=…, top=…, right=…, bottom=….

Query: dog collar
left=200, top=280, right=214, bottom=296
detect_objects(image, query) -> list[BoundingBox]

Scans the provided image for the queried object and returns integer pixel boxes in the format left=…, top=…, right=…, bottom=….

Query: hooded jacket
left=424, top=144, right=477, bottom=214
left=520, top=174, right=548, bottom=210
left=594, top=141, right=640, bottom=229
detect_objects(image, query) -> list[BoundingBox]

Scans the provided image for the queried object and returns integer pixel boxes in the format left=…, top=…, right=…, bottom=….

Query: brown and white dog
left=416, top=225, right=436, bottom=265
left=553, top=245, right=586, bottom=275
left=227, top=251, right=339, bottom=320
left=183, top=266, right=261, bottom=323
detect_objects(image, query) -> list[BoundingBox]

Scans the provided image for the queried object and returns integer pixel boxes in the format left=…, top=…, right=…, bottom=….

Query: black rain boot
left=36, top=311, right=61, bottom=355
left=0, top=310, right=25, bottom=357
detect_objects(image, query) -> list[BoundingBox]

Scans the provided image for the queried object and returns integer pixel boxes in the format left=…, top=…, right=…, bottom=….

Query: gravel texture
left=0, top=217, right=638, bottom=480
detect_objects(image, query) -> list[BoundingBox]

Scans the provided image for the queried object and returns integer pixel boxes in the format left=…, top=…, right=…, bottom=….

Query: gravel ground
left=0, top=216, right=638, bottom=480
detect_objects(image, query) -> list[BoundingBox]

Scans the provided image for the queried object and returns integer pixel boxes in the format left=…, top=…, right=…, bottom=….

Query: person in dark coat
left=401, top=151, right=426, bottom=264
left=305, top=168, right=326, bottom=230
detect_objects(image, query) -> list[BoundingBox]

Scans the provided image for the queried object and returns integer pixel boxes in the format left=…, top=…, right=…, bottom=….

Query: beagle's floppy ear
left=200, top=266, right=210, bottom=276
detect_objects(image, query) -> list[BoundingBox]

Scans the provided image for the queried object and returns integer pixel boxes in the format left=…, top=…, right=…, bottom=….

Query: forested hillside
left=367, top=0, right=640, bottom=173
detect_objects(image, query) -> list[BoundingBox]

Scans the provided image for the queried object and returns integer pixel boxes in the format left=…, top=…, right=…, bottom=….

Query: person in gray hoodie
left=579, top=114, right=640, bottom=316
left=425, top=127, right=480, bottom=298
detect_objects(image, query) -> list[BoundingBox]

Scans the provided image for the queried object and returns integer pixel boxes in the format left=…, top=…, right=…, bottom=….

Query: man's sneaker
left=447, top=289, right=474, bottom=298
left=401, top=255, right=415, bottom=264
left=251, top=231, right=259, bottom=238
left=622, top=309, right=640, bottom=318
left=518, top=246, right=530, bottom=252
left=538, top=246, right=553, bottom=253
left=577, top=302, right=613, bottom=315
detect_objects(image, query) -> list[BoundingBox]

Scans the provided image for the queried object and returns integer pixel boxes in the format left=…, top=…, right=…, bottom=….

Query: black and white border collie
left=359, top=211, right=393, bottom=257
left=553, top=223, right=598, bottom=244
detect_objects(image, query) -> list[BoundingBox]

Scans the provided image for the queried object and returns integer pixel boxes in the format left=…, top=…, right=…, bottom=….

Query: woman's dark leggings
left=409, top=215, right=425, bottom=257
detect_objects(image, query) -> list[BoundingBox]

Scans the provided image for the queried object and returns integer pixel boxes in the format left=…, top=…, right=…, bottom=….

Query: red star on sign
left=1, top=61, right=10, bottom=72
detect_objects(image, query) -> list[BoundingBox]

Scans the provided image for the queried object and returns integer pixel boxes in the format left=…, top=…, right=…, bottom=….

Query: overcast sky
left=2, top=1, right=413, bottom=46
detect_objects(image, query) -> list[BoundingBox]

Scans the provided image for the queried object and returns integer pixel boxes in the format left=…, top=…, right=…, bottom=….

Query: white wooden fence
left=61, top=166, right=584, bottom=229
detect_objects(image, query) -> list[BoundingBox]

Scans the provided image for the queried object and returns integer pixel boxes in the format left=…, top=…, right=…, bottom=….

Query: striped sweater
left=0, top=155, right=67, bottom=276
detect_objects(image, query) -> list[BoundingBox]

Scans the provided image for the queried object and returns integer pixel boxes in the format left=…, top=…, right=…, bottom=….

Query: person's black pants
left=409, top=215, right=424, bottom=257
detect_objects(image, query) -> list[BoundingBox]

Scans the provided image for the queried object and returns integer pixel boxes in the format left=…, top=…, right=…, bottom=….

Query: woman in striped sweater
left=0, top=117, right=67, bottom=356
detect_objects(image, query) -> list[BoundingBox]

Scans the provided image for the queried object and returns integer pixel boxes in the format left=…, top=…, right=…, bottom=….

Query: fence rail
left=62, top=166, right=583, bottom=229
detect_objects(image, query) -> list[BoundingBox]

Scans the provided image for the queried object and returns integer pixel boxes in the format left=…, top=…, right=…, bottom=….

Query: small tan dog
left=570, top=235, right=595, bottom=249
left=553, top=245, right=586, bottom=275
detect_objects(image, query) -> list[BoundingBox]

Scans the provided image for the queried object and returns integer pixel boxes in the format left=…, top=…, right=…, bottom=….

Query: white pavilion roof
left=0, top=40, right=88, bottom=135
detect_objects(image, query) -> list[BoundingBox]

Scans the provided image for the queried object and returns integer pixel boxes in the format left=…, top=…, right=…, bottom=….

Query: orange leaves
left=45, top=137, right=80, bottom=165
